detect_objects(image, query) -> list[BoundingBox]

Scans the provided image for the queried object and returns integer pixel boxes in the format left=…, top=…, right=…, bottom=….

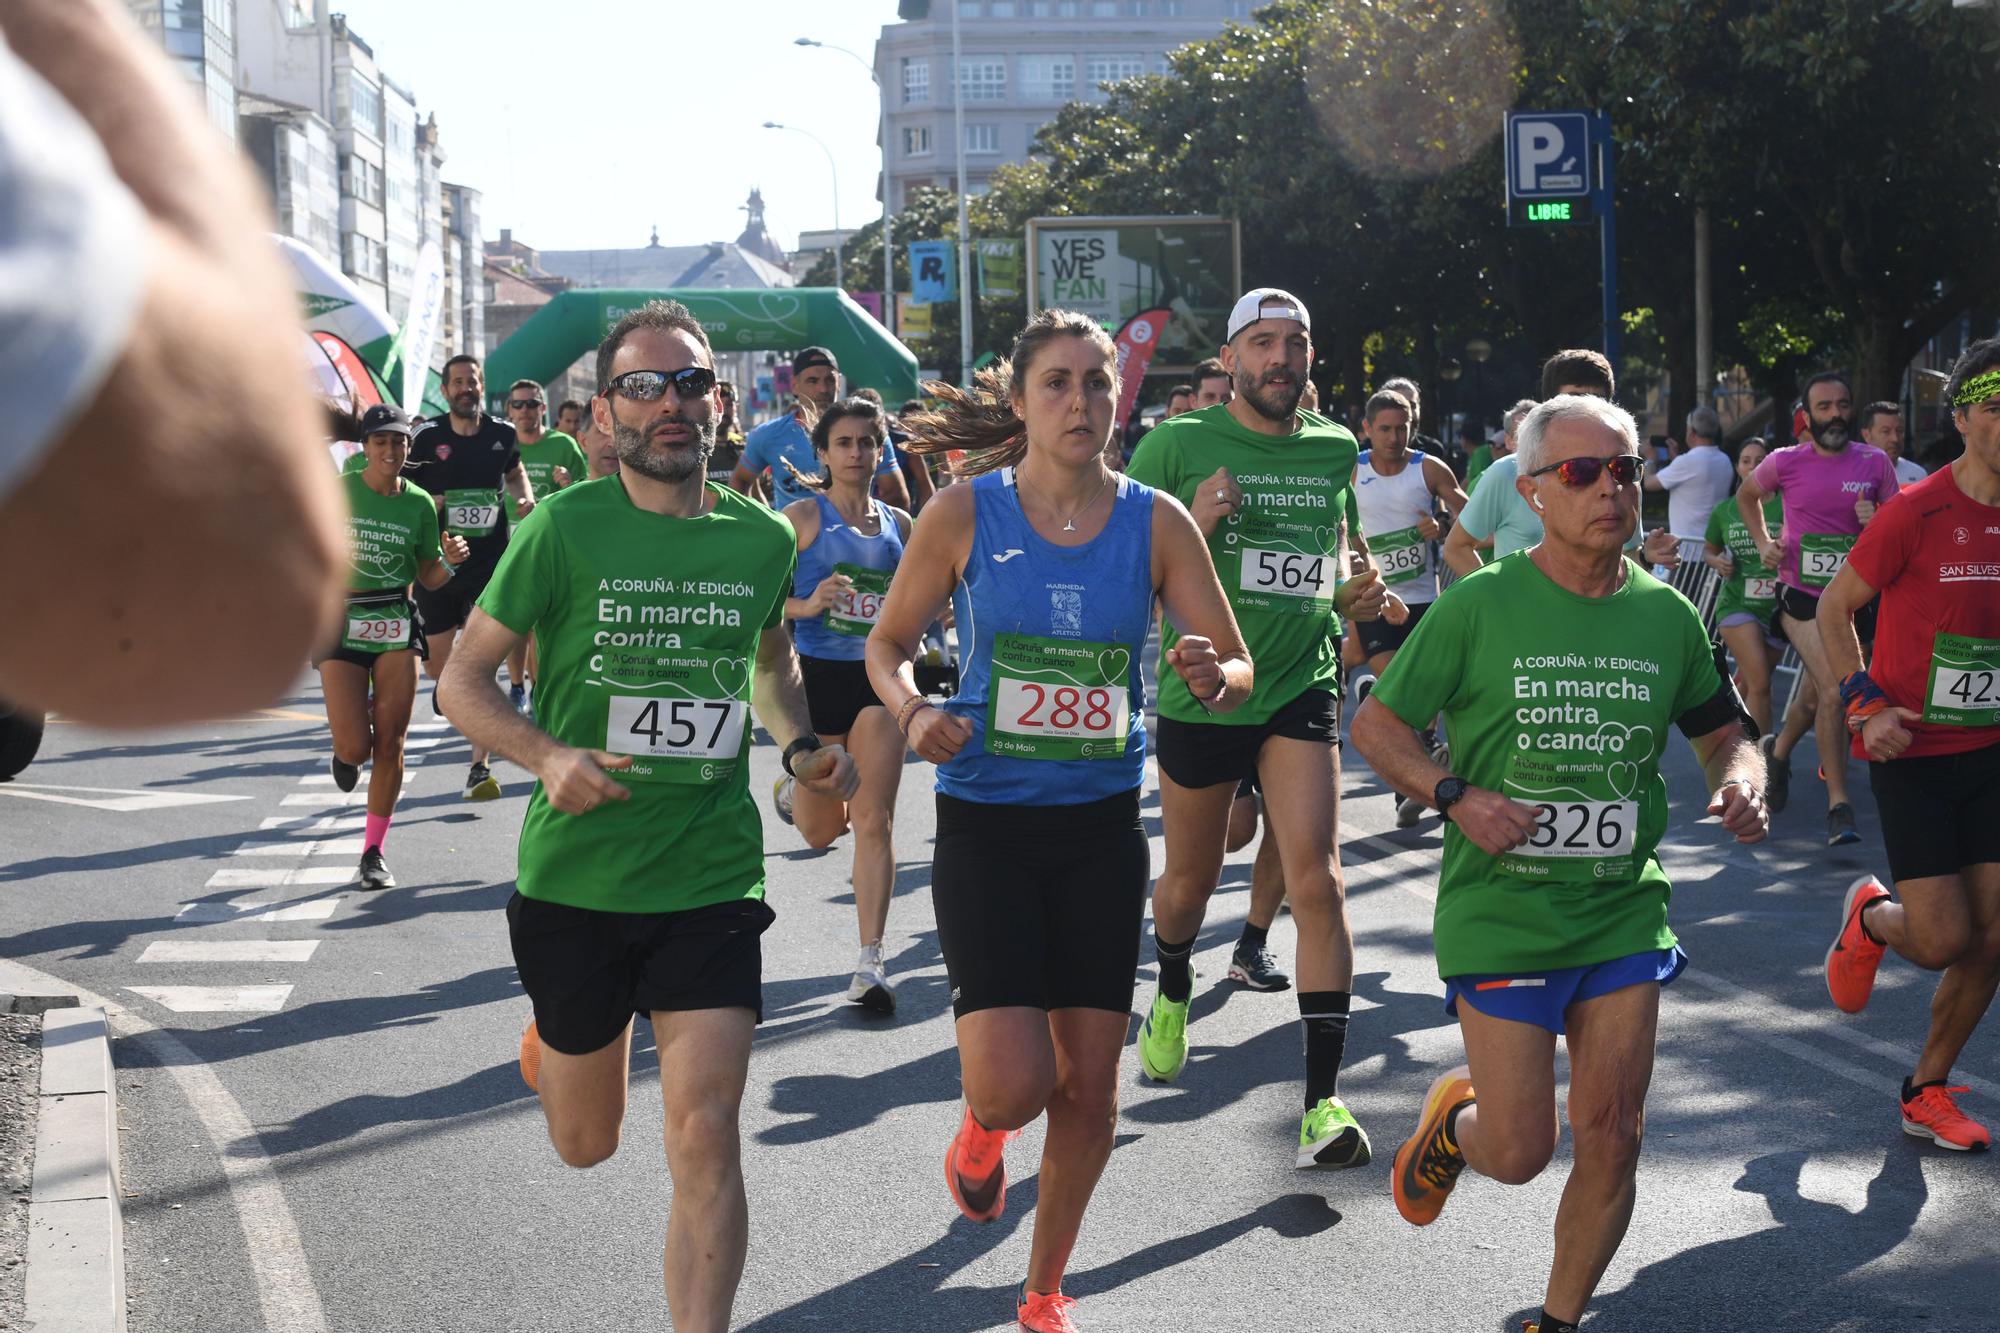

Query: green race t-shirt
left=1370, top=555, right=1722, bottom=977
left=476, top=476, right=797, bottom=914
left=340, top=450, right=368, bottom=475
left=517, top=431, right=589, bottom=499
left=1128, top=403, right=1359, bottom=726
left=1703, top=493, right=1783, bottom=623
left=342, top=470, right=442, bottom=591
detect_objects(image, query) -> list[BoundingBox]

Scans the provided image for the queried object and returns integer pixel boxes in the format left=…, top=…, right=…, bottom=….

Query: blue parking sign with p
left=1505, top=111, right=1595, bottom=227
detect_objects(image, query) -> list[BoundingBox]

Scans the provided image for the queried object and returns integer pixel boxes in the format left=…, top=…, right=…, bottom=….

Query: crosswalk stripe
left=259, top=816, right=364, bottom=832
left=205, top=867, right=352, bottom=888
left=127, top=984, right=294, bottom=1013
left=140, top=940, right=321, bottom=963
left=177, top=899, right=340, bottom=923
left=280, top=792, right=364, bottom=807
left=231, top=839, right=365, bottom=857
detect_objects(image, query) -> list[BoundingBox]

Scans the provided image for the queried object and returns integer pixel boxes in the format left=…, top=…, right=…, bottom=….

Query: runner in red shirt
left=1820, top=337, right=2000, bottom=1152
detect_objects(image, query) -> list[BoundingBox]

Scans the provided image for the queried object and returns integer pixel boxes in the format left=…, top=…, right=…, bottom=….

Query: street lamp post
left=794, top=37, right=892, bottom=331
left=762, top=121, right=841, bottom=289
left=951, top=2, right=972, bottom=383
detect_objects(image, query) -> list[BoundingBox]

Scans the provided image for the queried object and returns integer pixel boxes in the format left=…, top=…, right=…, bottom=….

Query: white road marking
left=0, top=960, right=326, bottom=1331
left=177, top=900, right=341, bottom=923
left=140, top=941, right=321, bottom=963
left=126, top=984, right=294, bottom=1013
left=206, top=867, right=353, bottom=888
left=280, top=792, right=364, bottom=807
left=259, top=815, right=363, bottom=832
left=0, top=783, right=254, bottom=813
left=231, top=838, right=365, bottom=857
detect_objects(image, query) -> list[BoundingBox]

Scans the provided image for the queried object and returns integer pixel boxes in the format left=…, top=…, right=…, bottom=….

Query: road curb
left=26, top=1005, right=124, bottom=1333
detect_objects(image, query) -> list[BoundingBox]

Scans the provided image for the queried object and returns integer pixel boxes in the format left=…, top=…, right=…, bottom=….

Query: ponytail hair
left=900, top=309, right=1117, bottom=477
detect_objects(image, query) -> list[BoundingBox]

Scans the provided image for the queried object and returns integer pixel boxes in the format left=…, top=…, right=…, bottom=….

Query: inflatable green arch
left=484, top=288, right=920, bottom=403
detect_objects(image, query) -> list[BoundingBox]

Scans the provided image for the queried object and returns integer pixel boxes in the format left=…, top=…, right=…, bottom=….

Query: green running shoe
left=1298, top=1095, right=1372, bottom=1169
left=1138, top=988, right=1190, bottom=1083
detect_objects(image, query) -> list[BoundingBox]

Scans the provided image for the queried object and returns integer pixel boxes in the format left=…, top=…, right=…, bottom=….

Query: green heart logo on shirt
left=710, top=655, right=751, bottom=699
left=1606, top=761, right=1641, bottom=803
left=1096, top=647, right=1130, bottom=684
left=1314, top=524, right=1339, bottom=554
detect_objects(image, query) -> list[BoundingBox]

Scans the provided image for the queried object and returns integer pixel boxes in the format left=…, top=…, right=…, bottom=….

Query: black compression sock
left=1237, top=921, right=1269, bottom=952
left=1155, top=934, right=1195, bottom=1003
left=1535, top=1310, right=1580, bottom=1333
left=1299, top=990, right=1351, bottom=1107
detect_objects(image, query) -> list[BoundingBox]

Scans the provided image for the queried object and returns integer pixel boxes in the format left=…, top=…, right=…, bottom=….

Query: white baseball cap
left=1226, top=287, right=1311, bottom=341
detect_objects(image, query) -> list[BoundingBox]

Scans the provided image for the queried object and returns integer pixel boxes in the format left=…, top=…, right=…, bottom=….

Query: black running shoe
left=1227, top=943, right=1292, bottom=991
left=1827, top=802, right=1861, bottom=847
left=464, top=762, right=501, bottom=801
left=358, top=846, right=395, bottom=890
left=330, top=755, right=359, bottom=793
left=1761, top=734, right=1790, bottom=814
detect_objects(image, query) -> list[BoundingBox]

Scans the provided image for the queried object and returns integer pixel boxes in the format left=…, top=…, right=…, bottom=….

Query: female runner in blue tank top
left=867, top=310, right=1253, bottom=1333
left=779, top=398, right=911, bottom=1014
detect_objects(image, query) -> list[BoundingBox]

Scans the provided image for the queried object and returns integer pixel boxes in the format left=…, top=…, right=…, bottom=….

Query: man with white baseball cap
left=1128, top=287, right=1391, bottom=1170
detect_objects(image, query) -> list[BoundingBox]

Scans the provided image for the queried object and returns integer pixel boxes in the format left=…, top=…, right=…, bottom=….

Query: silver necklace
left=1020, top=469, right=1112, bottom=532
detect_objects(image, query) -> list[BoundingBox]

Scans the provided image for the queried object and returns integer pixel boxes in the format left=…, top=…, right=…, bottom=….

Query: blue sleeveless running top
left=793, top=492, right=905, bottom=661
left=937, top=467, right=1155, bottom=805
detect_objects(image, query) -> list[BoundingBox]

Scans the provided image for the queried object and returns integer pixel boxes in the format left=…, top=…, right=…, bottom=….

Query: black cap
left=359, top=403, right=416, bottom=438
left=791, top=346, right=838, bottom=375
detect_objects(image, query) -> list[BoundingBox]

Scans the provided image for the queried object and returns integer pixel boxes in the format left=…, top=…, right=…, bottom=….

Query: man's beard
left=1236, top=368, right=1304, bottom=423
left=451, top=391, right=480, bottom=421
left=613, top=414, right=715, bottom=482
left=1810, top=413, right=1852, bottom=451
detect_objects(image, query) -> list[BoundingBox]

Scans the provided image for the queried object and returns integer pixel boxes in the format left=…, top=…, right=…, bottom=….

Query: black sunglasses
left=610, top=367, right=717, bottom=402
left=1528, top=453, right=1646, bottom=488
left=508, top=398, right=544, bottom=411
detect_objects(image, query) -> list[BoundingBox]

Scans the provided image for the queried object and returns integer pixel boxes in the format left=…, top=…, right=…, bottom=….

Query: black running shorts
left=1153, top=688, right=1341, bottom=790
left=1774, top=582, right=1876, bottom=647
left=932, top=788, right=1149, bottom=1018
left=506, top=894, right=775, bottom=1055
left=1868, top=742, right=2000, bottom=884
left=1355, top=599, right=1432, bottom=660
left=413, top=566, right=494, bottom=637
left=799, top=654, right=883, bottom=737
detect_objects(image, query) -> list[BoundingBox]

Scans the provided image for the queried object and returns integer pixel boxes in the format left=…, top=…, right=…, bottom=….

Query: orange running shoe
left=519, top=1018, right=542, bottom=1093
left=1826, top=876, right=1890, bottom=1014
left=1017, top=1284, right=1081, bottom=1333
left=945, top=1104, right=1012, bottom=1222
left=1393, top=1066, right=1474, bottom=1226
left=1901, top=1081, right=1992, bottom=1151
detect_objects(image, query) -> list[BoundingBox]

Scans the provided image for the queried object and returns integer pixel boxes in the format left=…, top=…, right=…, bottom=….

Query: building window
left=957, top=0, right=981, bottom=15
left=1057, top=0, right=1080, bottom=13
left=348, top=72, right=383, bottom=139
left=966, top=123, right=1001, bottom=154
left=345, top=232, right=386, bottom=284
left=902, top=56, right=930, bottom=106
left=990, top=0, right=1016, bottom=13
left=957, top=58, right=1007, bottom=102
left=341, top=154, right=383, bottom=207
left=1018, top=54, right=1075, bottom=101
left=1091, top=0, right=1117, bottom=14
left=903, top=125, right=933, bottom=157
left=1085, top=53, right=1146, bottom=95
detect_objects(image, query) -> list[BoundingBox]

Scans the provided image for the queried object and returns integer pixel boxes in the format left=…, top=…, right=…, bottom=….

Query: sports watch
left=781, top=735, right=824, bottom=777
left=1433, top=777, right=1470, bottom=822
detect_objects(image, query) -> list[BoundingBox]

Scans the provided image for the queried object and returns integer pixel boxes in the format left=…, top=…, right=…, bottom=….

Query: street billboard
left=1025, top=216, right=1241, bottom=375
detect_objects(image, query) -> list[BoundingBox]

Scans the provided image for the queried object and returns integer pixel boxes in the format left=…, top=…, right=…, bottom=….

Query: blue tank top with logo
left=793, top=493, right=905, bottom=661
left=937, top=467, right=1154, bottom=806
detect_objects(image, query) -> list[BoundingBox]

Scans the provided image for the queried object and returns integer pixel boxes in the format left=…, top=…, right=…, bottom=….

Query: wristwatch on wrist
left=1433, top=776, right=1469, bottom=822
left=781, top=735, right=823, bottom=777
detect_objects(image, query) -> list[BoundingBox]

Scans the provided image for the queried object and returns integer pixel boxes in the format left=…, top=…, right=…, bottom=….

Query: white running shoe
left=846, top=943, right=895, bottom=1014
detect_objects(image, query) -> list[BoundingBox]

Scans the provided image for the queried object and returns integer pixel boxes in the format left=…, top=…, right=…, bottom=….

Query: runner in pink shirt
left=1737, top=371, right=1899, bottom=846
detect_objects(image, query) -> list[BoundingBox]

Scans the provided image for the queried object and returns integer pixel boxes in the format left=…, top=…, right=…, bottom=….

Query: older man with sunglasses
left=1352, top=394, right=1768, bottom=1333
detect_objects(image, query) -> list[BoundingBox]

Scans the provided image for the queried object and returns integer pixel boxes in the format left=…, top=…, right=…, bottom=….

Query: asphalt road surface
left=1, top=671, right=1993, bottom=1332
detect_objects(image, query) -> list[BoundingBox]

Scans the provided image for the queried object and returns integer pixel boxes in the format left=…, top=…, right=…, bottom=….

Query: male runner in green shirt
left=439, top=300, right=856, bottom=1333
left=1353, top=393, right=1767, bottom=1333
left=1128, top=288, right=1390, bottom=1170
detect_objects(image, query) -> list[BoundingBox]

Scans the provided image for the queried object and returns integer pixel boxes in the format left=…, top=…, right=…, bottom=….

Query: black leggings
left=932, top=788, right=1150, bottom=1018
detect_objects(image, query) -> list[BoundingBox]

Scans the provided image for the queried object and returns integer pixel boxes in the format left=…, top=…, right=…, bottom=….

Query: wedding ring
left=1216, top=489, right=1228, bottom=501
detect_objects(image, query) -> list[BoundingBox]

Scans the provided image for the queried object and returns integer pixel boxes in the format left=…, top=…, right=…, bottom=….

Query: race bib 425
left=1925, top=632, right=2000, bottom=727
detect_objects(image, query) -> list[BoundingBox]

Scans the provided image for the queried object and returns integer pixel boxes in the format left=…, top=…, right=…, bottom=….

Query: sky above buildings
left=333, top=0, right=899, bottom=255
